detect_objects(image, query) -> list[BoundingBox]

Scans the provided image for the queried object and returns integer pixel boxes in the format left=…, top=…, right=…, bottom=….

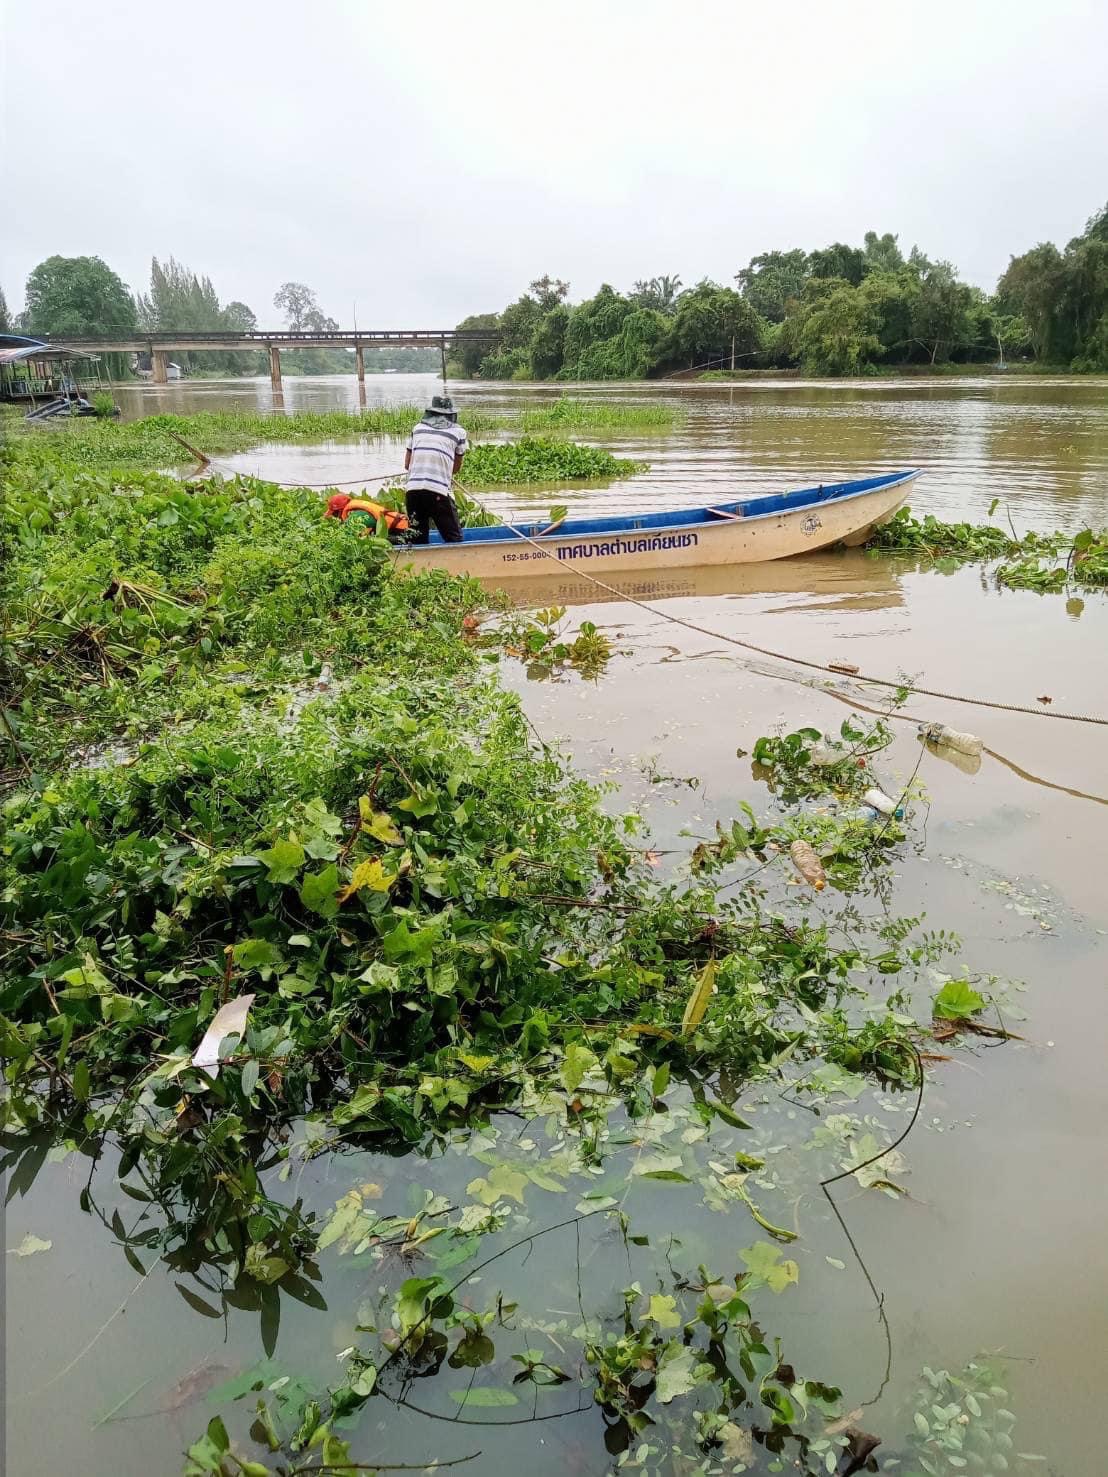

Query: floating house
left=0, top=334, right=111, bottom=415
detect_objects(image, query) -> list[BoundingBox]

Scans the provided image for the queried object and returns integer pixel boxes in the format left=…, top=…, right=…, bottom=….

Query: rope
left=214, top=461, right=407, bottom=490
left=452, top=479, right=1108, bottom=729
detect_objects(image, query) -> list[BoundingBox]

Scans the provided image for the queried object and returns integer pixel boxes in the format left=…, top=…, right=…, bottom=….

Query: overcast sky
left=3, top=0, right=1105, bottom=326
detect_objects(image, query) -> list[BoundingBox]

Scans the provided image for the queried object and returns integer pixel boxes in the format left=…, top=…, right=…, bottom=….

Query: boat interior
left=444, top=469, right=919, bottom=545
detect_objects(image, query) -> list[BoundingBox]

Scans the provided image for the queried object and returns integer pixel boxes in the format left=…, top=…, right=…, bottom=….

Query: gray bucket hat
left=424, top=393, right=458, bottom=421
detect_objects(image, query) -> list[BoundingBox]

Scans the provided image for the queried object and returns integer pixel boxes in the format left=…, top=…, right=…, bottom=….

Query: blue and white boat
left=401, top=469, right=921, bottom=580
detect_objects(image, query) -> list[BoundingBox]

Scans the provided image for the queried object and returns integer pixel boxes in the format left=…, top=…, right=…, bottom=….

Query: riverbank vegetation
left=0, top=421, right=1033, bottom=1474
left=453, top=202, right=1108, bottom=379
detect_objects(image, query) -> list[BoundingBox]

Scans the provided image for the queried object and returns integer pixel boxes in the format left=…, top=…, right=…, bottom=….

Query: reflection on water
left=496, top=547, right=905, bottom=611
left=118, top=371, right=1108, bottom=533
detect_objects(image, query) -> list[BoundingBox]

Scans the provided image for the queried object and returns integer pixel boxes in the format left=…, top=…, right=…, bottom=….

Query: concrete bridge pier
left=152, top=349, right=169, bottom=385
left=355, top=345, right=365, bottom=385
left=268, top=345, right=283, bottom=392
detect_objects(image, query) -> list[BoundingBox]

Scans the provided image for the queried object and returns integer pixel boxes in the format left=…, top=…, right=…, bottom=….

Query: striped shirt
left=405, top=419, right=468, bottom=499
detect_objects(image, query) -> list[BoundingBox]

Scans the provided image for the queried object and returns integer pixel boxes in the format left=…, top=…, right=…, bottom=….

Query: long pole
left=440, top=336, right=448, bottom=394
left=730, top=335, right=735, bottom=372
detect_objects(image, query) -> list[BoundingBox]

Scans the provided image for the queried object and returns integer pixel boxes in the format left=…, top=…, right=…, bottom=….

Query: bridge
left=40, top=329, right=500, bottom=388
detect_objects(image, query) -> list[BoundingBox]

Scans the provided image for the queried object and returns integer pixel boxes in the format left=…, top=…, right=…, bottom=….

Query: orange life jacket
left=324, top=492, right=408, bottom=533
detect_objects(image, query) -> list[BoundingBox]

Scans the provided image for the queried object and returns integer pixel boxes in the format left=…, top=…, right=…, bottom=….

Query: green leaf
left=299, top=864, right=341, bottom=918
left=933, top=979, right=986, bottom=1020
left=467, top=1164, right=528, bottom=1206
left=255, top=839, right=305, bottom=884
left=681, top=957, right=717, bottom=1035
left=654, top=1344, right=706, bottom=1403
left=449, top=1387, right=519, bottom=1408
left=72, top=1059, right=91, bottom=1103
left=233, top=939, right=284, bottom=973
left=244, top=1243, right=290, bottom=1284
left=240, top=1059, right=259, bottom=1099
left=739, top=1240, right=800, bottom=1294
left=561, top=1042, right=597, bottom=1094
left=647, top=1293, right=682, bottom=1329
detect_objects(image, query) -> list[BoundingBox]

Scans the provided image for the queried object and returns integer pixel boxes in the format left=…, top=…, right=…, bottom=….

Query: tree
left=0, top=285, right=9, bottom=333
left=528, top=276, right=570, bottom=312
left=452, top=312, right=500, bottom=376
left=735, top=250, right=809, bottom=323
left=274, top=282, right=322, bottom=333
left=137, top=257, right=262, bottom=374
left=660, top=281, right=763, bottom=370
left=808, top=243, right=867, bottom=286
left=222, top=300, right=258, bottom=332
left=863, top=231, right=904, bottom=273
left=910, top=261, right=975, bottom=363
left=995, top=243, right=1065, bottom=359
left=529, top=305, right=569, bottom=379
left=24, top=255, right=137, bottom=338
left=797, top=279, right=883, bottom=374
left=630, top=275, right=683, bottom=314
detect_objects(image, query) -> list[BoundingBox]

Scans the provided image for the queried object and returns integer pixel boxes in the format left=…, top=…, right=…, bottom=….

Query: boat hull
left=393, top=471, right=919, bottom=581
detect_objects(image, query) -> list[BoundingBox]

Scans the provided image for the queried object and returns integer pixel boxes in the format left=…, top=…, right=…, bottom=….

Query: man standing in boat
left=403, top=394, right=467, bottom=543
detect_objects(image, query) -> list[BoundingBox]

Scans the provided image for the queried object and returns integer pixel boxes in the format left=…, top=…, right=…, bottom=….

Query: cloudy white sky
left=3, top=0, right=1105, bottom=326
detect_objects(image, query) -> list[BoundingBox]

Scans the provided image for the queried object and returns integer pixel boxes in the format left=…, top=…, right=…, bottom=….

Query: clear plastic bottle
left=316, top=663, right=333, bottom=692
left=789, top=838, right=826, bottom=890
left=862, top=786, right=904, bottom=818
left=917, top=721, right=982, bottom=757
left=808, top=738, right=839, bottom=766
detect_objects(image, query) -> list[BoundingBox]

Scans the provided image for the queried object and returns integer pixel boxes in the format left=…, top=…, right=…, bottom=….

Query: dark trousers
left=405, top=489, right=464, bottom=544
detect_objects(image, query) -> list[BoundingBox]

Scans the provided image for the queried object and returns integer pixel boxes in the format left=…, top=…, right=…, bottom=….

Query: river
left=6, top=374, right=1107, bottom=1476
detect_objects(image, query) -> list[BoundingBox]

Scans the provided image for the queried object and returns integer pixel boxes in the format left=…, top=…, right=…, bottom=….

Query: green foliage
left=659, top=280, right=764, bottom=371
left=629, top=273, right=683, bottom=313
left=903, top=1360, right=1033, bottom=1475
left=735, top=249, right=811, bottom=323
left=23, top=254, right=137, bottom=338
left=451, top=312, right=500, bottom=376
left=517, top=395, right=682, bottom=430
left=997, top=204, right=1108, bottom=367
left=870, top=507, right=1108, bottom=592
left=461, top=436, right=644, bottom=485
left=0, top=419, right=1037, bottom=1477
left=8, top=406, right=504, bottom=471
left=137, top=256, right=265, bottom=375
left=797, top=277, right=884, bottom=374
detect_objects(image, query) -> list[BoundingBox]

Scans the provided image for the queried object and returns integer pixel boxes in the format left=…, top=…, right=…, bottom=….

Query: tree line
left=453, top=203, right=1108, bottom=380
left=0, top=258, right=438, bottom=377
left=3, top=203, right=1104, bottom=383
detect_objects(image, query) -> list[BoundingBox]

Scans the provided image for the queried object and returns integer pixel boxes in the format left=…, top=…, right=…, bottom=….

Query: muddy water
left=7, top=375, right=1108, bottom=1475
left=114, top=370, right=1108, bottom=531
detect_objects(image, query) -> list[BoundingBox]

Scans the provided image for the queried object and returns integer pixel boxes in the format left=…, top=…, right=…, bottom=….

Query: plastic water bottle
left=841, top=805, right=881, bottom=823
left=316, top=663, right=333, bottom=692
left=862, top=786, right=904, bottom=818
left=917, top=722, right=982, bottom=757
left=789, top=839, right=826, bottom=890
left=809, top=738, right=839, bottom=766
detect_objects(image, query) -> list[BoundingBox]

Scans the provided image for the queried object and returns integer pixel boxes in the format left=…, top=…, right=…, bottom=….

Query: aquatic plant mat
left=1, top=431, right=1044, bottom=1476
left=4, top=397, right=680, bottom=473
left=869, top=506, right=1108, bottom=593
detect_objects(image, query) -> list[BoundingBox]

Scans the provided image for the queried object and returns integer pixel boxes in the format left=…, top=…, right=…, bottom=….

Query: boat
left=397, top=469, right=921, bottom=580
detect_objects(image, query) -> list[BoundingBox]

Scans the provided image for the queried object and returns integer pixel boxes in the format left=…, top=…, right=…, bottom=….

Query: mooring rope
left=452, top=479, right=1108, bottom=729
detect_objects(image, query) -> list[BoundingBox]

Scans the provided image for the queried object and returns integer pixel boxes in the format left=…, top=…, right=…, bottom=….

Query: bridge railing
left=40, top=329, right=502, bottom=345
